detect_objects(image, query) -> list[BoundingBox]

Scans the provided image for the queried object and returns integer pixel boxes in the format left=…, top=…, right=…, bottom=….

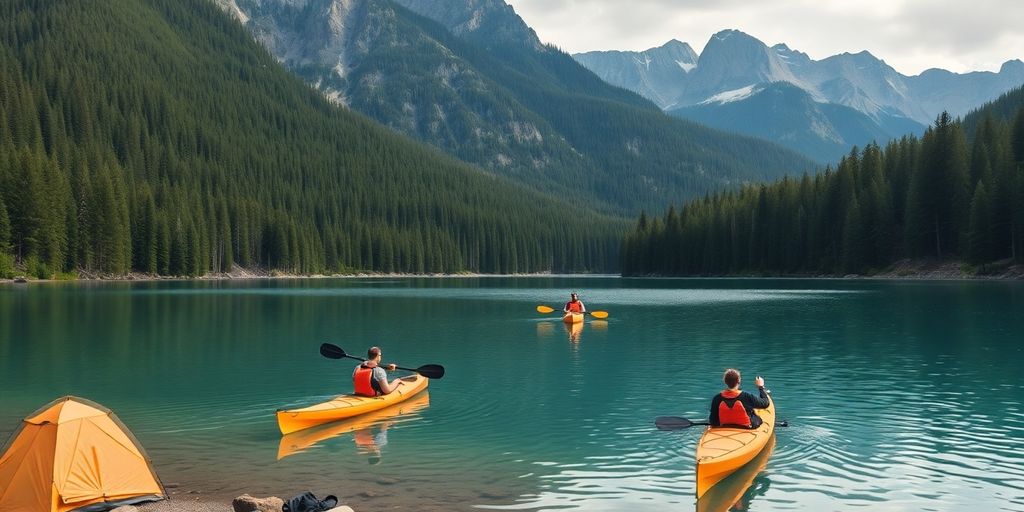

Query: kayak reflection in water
left=709, top=369, right=770, bottom=428
left=352, top=346, right=404, bottom=396
left=564, top=320, right=583, bottom=343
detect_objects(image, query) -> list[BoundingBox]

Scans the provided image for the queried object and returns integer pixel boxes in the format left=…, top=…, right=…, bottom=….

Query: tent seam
left=61, top=416, right=87, bottom=499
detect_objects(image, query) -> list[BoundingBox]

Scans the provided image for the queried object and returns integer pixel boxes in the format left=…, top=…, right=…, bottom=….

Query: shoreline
left=2, top=260, right=1023, bottom=285
left=0, top=267, right=619, bottom=285
left=623, top=259, right=1024, bottom=281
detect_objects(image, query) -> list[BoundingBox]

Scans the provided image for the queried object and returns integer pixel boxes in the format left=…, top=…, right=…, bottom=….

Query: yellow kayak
left=276, top=374, right=429, bottom=434
left=562, top=312, right=584, bottom=324
left=695, top=394, right=776, bottom=498
left=277, top=391, right=430, bottom=459
left=696, top=434, right=775, bottom=512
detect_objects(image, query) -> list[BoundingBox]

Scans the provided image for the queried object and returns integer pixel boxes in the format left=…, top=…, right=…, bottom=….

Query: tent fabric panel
left=89, top=415, right=143, bottom=457
left=25, top=401, right=65, bottom=426
left=26, top=397, right=113, bottom=426
left=55, top=418, right=163, bottom=504
left=103, top=406, right=167, bottom=499
left=0, top=423, right=58, bottom=512
left=55, top=401, right=107, bottom=425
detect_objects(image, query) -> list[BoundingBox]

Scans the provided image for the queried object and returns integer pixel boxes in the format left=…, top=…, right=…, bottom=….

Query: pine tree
left=0, top=195, right=10, bottom=253
left=1012, top=107, right=1024, bottom=164
left=967, top=182, right=993, bottom=265
left=842, top=195, right=865, bottom=274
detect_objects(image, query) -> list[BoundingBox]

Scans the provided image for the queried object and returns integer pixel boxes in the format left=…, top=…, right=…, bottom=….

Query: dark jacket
left=709, top=387, right=770, bottom=428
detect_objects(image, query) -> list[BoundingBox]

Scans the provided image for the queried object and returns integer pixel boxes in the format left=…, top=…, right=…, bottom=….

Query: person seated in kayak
left=352, top=346, right=404, bottom=397
left=563, top=292, right=586, bottom=314
left=709, top=368, right=770, bottom=428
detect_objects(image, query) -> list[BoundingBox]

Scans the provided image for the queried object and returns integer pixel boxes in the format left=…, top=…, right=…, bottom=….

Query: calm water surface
left=1, top=277, right=1023, bottom=511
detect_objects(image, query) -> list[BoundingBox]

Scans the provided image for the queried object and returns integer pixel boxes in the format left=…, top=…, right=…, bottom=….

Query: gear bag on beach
left=282, top=491, right=338, bottom=512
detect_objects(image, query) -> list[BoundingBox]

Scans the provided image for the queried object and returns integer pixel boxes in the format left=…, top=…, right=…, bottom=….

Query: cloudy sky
left=504, top=0, right=1024, bottom=76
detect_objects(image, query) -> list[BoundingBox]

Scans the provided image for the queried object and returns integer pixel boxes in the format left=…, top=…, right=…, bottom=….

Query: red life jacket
left=565, top=300, right=583, bottom=313
left=718, top=389, right=752, bottom=427
left=353, top=365, right=379, bottom=397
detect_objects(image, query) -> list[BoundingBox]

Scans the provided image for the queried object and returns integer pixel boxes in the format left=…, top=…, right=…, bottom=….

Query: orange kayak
left=276, top=374, right=429, bottom=434
left=562, top=312, right=584, bottom=324
left=695, top=394, right=776, bottom=498
left=277, top=391, right=430, bottom=459
left=696, top=434, right=775, bottom=512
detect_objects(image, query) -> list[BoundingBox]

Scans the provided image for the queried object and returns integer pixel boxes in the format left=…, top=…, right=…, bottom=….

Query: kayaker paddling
left=353, top=346, right=405, bottom=397
left=563, top=292, right=586, bottom=314
left=709, top=369, right=770, bottom=428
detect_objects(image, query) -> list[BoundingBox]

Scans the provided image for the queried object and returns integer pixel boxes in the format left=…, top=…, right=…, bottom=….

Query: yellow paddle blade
left=536, top=305, right=555, bottom=314
left=589, top=311, right=609, bottom=319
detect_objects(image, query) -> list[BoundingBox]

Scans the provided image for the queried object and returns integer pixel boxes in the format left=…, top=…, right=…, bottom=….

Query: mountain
left=573, top=40, right=697, bottom=108
left=0, top=0, right=628, bottom=278
left=670, top=82, right=905, bottom=163
left=574, top=30, right=1024, bottom=162
left=216, top=0, right=816, bottom=215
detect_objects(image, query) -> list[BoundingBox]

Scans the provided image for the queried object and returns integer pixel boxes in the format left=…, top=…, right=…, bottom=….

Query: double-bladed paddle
left=319, top=343, right=445, bottom=379
left=536, top=305, right=609, bottom=319
left=655, top=416, right=789, bottom=431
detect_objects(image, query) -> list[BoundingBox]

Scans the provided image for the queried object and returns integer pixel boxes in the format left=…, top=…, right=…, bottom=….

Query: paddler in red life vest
left=709, top=368, right=771, bottom=428
left=352, top=346, right=404, bottom=397
left=563, top=292, right=586, bottom=314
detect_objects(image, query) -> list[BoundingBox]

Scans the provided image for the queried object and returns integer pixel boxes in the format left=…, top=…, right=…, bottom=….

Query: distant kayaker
left=563, top=292, right=586, bottom=314
left=709, top=369, right=770, bottom=428
left=352, top=346, right=404, bottom=396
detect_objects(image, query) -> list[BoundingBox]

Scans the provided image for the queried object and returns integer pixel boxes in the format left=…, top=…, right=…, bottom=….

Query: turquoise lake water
left=1, top=277, right=1023, bottom=511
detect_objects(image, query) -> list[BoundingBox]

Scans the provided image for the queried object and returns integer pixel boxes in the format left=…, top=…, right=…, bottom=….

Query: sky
left=504, top=0, right=1024, bottom=76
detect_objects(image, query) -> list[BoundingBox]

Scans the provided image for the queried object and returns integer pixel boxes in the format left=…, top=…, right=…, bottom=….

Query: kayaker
left=352, top=346, right=404, bottom=397
left=563, top=292, right=586, bottom=314
left=709, top=368, right=770, bottom=428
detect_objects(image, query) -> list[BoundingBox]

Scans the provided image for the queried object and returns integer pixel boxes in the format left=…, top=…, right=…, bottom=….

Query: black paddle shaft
left=319, top=343, right=445, bottom=379
left=654, top=415, right=788, bottom=431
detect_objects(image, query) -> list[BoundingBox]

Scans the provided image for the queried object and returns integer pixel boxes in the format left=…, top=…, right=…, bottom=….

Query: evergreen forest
left=622, top=89, right=1024, bottom=276
left=0, top=0, right=628, bottom=279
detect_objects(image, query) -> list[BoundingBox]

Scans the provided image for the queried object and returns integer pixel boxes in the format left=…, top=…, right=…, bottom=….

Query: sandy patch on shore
left=138, top=498, right=232, bottom=512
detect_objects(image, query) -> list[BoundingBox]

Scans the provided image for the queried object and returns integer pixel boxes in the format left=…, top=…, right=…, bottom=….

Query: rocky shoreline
left=124, top=493, right=355, bottom=512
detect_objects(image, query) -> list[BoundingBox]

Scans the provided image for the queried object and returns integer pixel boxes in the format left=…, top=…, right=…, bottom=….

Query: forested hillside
left=622, top=105, right=1024, bottom=276
left=0, top=0, right=627, bottom=279
left=224, top=0, right=816, bottom=215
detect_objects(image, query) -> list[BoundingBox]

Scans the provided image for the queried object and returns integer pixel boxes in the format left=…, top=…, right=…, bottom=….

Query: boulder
left=232, top=494, right=285, bottom=512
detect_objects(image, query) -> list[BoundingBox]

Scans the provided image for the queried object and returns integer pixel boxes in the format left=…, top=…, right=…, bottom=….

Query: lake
left=1, top=277, right=1023, bottom=511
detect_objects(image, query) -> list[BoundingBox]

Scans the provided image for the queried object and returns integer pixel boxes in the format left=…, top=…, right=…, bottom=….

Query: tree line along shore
left=623, top=103, right=1024, bottom=277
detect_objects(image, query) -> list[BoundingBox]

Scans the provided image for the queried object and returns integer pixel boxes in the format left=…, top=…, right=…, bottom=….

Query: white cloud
left=505, top=0, right=1024, bottom=75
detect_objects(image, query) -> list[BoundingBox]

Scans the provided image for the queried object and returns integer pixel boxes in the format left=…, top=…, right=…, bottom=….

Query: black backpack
left=282, top=491, right=338, bottom=512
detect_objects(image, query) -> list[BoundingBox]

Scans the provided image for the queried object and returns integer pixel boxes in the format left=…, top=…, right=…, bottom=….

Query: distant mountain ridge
left=575, top=30, right=1024, bottom=162
left=215, top=0, right=816, bottom=215
left=671, top=81, right=918, bottom=164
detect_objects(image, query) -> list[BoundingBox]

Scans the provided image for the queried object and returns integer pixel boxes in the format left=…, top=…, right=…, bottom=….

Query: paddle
left=536, top=305, right=609, bottom=319
left=655, top=416, right=789, bottom=431
left=319, top=343, right=445, bottom=379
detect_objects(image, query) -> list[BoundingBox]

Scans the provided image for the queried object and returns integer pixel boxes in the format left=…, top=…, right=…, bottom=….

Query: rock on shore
left=131, top=495, right=354, bottom=512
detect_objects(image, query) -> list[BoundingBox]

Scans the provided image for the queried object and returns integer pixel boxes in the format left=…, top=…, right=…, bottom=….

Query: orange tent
left=0, top=396, right=166, bottom=512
